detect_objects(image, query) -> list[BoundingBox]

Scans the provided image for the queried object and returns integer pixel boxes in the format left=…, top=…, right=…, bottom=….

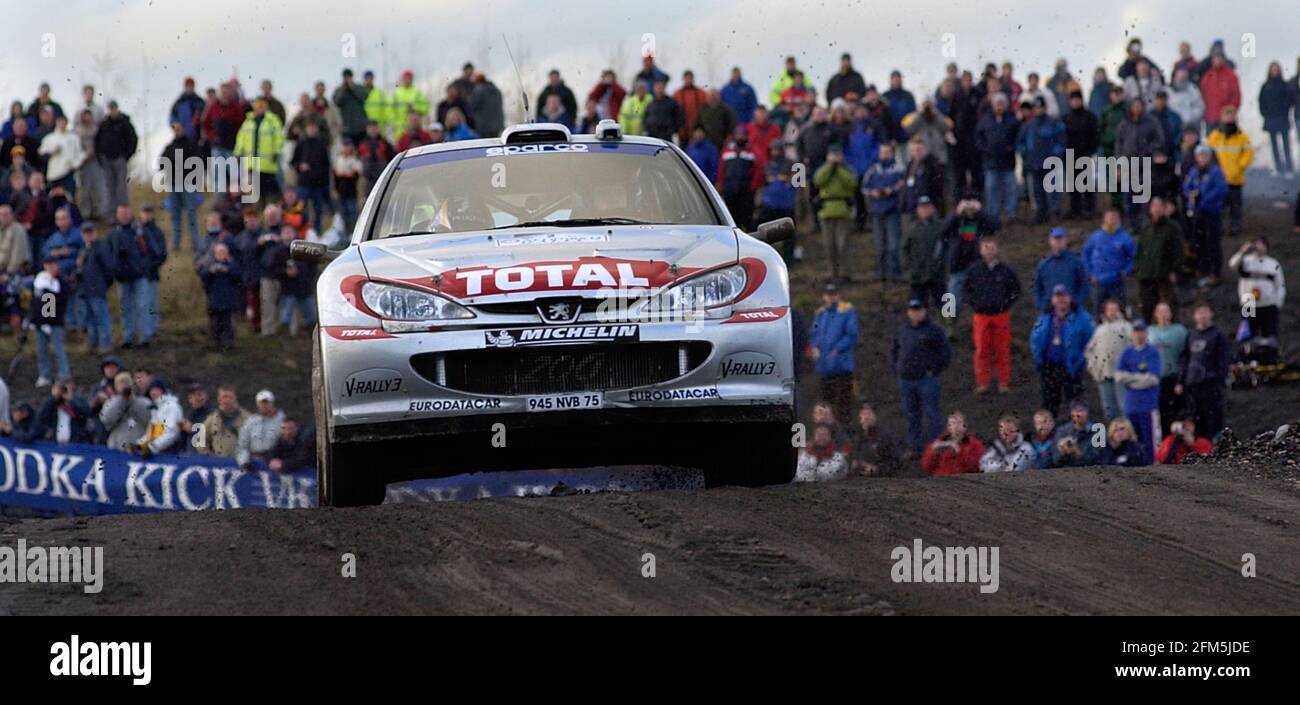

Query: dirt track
left=2, top=464, right=1297, bottom=615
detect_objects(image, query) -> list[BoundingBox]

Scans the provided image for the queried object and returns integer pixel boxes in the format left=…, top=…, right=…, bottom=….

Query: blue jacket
left=141, top=221, right=168, bottom=280
left=883, top=88, right=916, bottom=136
left=109, top=222, right=150, bottom=282
left=1030, top=305, right=1095, bottom=376
left=720, top=79, right=757, bottom=124
left=862, top=158, right=905, bottom=215
left=1016, top=115, right=1066, bottom=169
left=200, top=259, right=244, bottom=313
left=1082, top=228, right=1136, bottom=286
left=1032, top=249, right=1090, bottom=311
left=845, top=121, right=879, bottom=177
left=1150, top=107, right=1182, bottom=159
left=974, top=112, right=1021, bottom=171
left=811, top=301, right=858, bottom=377
left=42, top=226, right=83, bottom=275
left=685, top=140, right=720, bottom=181
left=1182, top=162, right=1228, bottom=215
left=760, top=158, right=797, bottom=211
left=76, top=238, right=116, bottom=297
left=891, top=319, right=951, bottom=381
left=1117, top=344, right=1162, bottom=413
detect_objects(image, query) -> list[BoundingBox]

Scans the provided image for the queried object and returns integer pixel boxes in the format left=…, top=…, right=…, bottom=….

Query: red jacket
left=1155, top=435, right=1213, bottom=464
left=396, top=129, right=434, bottom=152
left=588, top=82, right=627, bottom=122
left=1199, top=66, right=1241, bottom=124
left=673, top=85, right=708, bottom=143
left=921, top=434, right=985, bottom=476
left=201, top=98, right=249, bottom=149
left=743, top=119, right=782, bottom=170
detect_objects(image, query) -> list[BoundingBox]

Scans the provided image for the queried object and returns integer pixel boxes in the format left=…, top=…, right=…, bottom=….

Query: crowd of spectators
left=796, top=38, right=1294, bottom=480
left=0, top=358, right=310, bottom=472
left=0, top=37, right=1295, bottom=480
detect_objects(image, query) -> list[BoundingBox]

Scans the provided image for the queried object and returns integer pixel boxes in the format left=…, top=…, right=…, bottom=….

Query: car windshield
left=370, top=142, right=722, bottom=239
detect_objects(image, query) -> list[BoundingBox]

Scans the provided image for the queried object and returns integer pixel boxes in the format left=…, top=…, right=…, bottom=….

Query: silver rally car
left=294, top=121, right=797, bottom=506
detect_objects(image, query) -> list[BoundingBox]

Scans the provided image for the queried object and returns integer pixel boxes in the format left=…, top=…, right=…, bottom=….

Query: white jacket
left=139, top=393, right=184, bottom=454
left=1123, top=74, right=1165, bottom=109
left=1228, top=251, right=1286, bottom=309
left=980, top=435, right=1036, bottom=472
left=1086, top=319, right=1133, bottom=382
left=1021, top=87, right=1060, bottom=118
left=39, top=129, right=85, bottom=182
left=1167, top=82, right=1204, bottom=128
left=795, top=448, right=849, bottom=482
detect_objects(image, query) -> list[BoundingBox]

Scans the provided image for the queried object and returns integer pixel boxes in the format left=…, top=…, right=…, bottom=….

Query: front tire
left=703, top=420, right=797, bottom=488
left=314, top=327, right=387, bottom=507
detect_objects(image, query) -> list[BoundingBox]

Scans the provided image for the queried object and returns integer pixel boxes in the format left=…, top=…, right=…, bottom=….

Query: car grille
left=412, top=342, right=712, bottom=395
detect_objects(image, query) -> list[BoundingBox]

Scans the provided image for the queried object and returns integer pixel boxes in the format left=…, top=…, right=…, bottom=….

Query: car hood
left=356, top=224, right=739, bottom=301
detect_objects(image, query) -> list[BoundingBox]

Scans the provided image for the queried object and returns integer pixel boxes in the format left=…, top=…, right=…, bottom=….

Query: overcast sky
left=2, top=0, right=1297, bottom=164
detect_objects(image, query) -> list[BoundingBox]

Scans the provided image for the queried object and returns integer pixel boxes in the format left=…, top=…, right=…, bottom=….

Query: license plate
left=526, top=393, right=603, bottom=412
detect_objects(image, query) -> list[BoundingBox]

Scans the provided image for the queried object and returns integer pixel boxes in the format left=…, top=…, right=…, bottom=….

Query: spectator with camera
left=1227, top=237, right=1285, bottom=365
left=99, top=371, right=151, bottom=452
left=30, top=379, right=93, bottom=444
left=980, top=414, right=1037, bottom=472
left=921, top=411, right=985, bottom=476
left=1155, top=413, right=1213, bottom=464
left=1052, top=400, right=1101, bottom=467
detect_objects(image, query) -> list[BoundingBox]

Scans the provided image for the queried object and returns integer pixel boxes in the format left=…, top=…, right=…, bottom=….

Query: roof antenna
left=502, top=34, right=531, bottom=123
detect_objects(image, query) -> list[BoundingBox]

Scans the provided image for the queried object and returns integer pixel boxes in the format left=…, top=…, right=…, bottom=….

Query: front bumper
left=321, top=311, right=794, bottom=444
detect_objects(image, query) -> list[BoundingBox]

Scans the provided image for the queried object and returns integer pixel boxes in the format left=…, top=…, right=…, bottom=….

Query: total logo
left=442, top=257, right=690, bottom=298
left=484, top=143, right=589, bottom=156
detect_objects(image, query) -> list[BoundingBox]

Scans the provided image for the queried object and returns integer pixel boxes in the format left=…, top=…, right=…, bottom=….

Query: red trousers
left=972, top=311, right=1012, bottom=388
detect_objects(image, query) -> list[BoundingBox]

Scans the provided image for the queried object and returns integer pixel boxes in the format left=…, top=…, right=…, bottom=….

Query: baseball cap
left=1132, top=319, right=1149, bottom=331
left=823, top=282, right=839, bottom=294
left=255, top=389, right=275, bottom=404
left=917, top=195, right=933, bottom=205
left=1051, top=284, right=1070, bottom=297
left=1049, top=227, right=1068, bottom=239
left=907, top=298, right=926, bottom=309
left=1069, top=399, right=1090, bottom=412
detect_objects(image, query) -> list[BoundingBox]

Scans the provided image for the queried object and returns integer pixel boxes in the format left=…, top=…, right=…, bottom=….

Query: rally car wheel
left=703, top=421, right=797, bottom=488
left=313, top=328, right=387, bottom=507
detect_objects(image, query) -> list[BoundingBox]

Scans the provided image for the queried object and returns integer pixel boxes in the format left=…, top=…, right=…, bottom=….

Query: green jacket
left=1098, top=103, right=1127, bottom=157
left=901, top=216, right=949, bottom=285
left=618, top=93, right=652, bottom=136
left=332, top=82, right=371, bottom=136
left=233, top=111, right=284, bottom=174
left=812, top=161, right=857, bottom=220
left=1134, top=216, right=1184, bottom=281
left=389, top=85, right=430, bottom=135
left=365, top=87, right=392, bottom=135
left=769, top=70, right=797, bottom=108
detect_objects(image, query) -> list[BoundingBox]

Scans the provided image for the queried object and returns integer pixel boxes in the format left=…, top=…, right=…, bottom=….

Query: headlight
left=360, top=282, right=474, bottom=321
left=654, top=264, right=747, bottom=311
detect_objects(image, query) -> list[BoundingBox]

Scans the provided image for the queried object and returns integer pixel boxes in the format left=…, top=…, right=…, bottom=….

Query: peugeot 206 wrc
left=294, top=121, right=798, bottom=506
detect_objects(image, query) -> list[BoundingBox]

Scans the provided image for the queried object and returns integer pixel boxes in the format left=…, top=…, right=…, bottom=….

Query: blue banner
left=0, top=436, right=316, bottom=516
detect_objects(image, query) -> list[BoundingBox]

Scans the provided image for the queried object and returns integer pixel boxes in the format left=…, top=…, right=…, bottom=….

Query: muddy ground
left=1, top=462, right=1296, bottom=615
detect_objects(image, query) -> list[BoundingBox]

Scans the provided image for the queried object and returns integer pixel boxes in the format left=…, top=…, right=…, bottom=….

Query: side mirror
left=290, top=240, right=338, bottom=264
left=753, top=217, right=795, bottom=245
